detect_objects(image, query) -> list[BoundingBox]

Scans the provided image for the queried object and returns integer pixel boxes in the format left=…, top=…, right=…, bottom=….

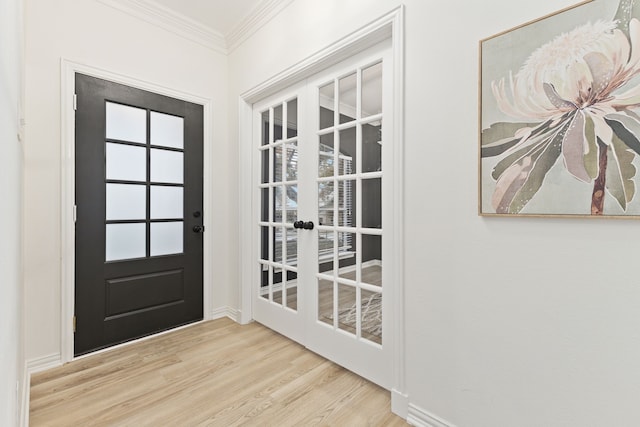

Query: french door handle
left=293, top=220, right=314, bottom=230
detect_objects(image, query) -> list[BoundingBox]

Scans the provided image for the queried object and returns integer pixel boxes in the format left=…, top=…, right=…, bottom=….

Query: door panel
left=74, top=74, right=203, bottom=356
left=254, top=87, right=306, bottom=343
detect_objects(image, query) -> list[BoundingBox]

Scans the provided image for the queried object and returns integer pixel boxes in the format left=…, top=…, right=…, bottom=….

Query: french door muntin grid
left=258, top=98, right=299, bottom=311
left=315, top=61, right=383, bottom=346
left=104, top=101, right=185, bottom=262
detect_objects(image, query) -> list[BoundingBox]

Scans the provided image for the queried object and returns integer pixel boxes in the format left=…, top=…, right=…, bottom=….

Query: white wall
left=228, top=0, right=640, bottom=426
left=24, top=0, right=231, bottom=362
left=0, top=0, right=24, bottom=423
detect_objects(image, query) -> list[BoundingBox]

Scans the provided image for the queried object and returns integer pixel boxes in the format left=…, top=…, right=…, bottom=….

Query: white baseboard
left=20, top=365, right=30, bottom=427
left=407, top=403, right=456, bottom=427
left=391, top=388, right=409, bottom=419
left=210, top=306, right=241, bottom=322
left=21, top=353, right=63, bottom=427
left=27, top=353, right=62, bottom=374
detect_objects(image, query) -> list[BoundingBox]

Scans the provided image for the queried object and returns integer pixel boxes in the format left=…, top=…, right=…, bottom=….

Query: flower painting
left=480, top=0, right=640, bottom=216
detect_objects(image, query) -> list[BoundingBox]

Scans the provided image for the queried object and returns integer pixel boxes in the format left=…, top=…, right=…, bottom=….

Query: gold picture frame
left=479, top=0, right=640, bottom=218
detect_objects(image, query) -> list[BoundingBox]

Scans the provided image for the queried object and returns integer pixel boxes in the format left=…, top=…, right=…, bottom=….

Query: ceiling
left=151, top=0, right=264, bottom=36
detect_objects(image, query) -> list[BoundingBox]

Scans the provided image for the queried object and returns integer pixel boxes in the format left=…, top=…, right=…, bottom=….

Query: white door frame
left=60, top=59, right=215, bottom=363
left=237, top=6, right=407, bottom=417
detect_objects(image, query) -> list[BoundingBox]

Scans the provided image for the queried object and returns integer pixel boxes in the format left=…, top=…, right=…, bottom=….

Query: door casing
left=238, top=6, right=407, bottom=417
left=60, top=60, right=215, bottom=363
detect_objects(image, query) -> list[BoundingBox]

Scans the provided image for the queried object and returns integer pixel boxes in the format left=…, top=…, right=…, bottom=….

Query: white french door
left=252, top=41, right=393, bottom=389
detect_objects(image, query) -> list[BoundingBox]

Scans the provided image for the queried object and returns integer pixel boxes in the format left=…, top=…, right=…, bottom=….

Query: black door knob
left=193, top=225, right=205, bottom=233
left=303, top=221, right=314, bottom=230
left=293, top=220, right=304, bottom=229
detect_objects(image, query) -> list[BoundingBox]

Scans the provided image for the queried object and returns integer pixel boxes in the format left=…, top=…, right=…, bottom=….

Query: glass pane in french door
left=258, top=97, right=299, bottom=312
left=316, top=61, right=384, bottom=345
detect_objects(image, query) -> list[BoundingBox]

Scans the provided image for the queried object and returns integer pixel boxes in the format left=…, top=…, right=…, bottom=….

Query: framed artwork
left=480, top=0, right=640, bottom=217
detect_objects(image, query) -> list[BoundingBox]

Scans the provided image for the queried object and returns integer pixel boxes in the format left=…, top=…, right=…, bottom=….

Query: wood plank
left=30, top=318, right=407, bottom=426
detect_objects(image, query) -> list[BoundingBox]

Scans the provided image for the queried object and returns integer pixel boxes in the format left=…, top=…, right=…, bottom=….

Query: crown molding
left=97, top=0, right=227, bottom=54
left=226, top=0, right=296, bottom=53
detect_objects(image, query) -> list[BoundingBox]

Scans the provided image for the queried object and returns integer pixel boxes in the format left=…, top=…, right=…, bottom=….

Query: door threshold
left=72, top=319, right=206, bottom=361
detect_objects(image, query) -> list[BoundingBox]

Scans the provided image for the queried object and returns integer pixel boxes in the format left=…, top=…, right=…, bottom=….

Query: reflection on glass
left=338, top=128, right=356, bottom=175
left=285, top=228, right=297, bottom=266
left=287, top=99, right=298, bottom=138
left=339, top=73, right=357, bottom=124
left=273, top=227, right=284, bottom=263
left=318, top=181, right=335, bottom=226
left=274, top=105, right=283, bottom=142
left=274, top=186, right=284, bottom=223
left=150, top=221, right=183, bottom=256
left=261, top=149, right=269, bottom=184
left=285, top=185, right=298, bottom=223
left=361, top=289, right=382, bottom=344
left=261, top=188, right=269, bottom=222
left=150, top=111, right=183, bottom=149
left=362, top=62, right=383, bottom=118
left=361, top=234, right=382, bottom=286
left=337, top=283, right=357, bottom=335
left=273, top=267, right=284, bottom=304
left=286, top=142, right=298, bottom=181
left=151, top=186, right=183, bottom=219
left=106, top=143, right=146, bottom=182
left=362, top=122, right=382, bottom=173
left=318, top=278, right=334, bottom=326
left=319, top=82, right=335, bottom=130
left=319, top=134, right=335, bottom=178
left=338, top=232, right=356, bottom=280
left=151, top=149, right=183, bottom=184
left=260, top=264, right=269, bottom=300
left=261, top=110, right=270, bottom=146
left=285, top=270, right=298, bottom=311
left=106, top=184, right=146, bottom=221
left=106, top=102, right=146, bottom=143
left=362, top=178, right=381, bottom=229
left=106, top=223, right=146, bottom=261
left=273, top=145, right=283, bottom=182
left=318, top=231, right=334, bottom=274
left=338, top=180, right=355, bottom=227
left=260, top=226, right=269, bottom=261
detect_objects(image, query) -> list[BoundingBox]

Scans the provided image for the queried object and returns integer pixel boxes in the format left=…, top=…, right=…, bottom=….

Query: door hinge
left=73, top=94, right=77, bottom=111
left=73, top=205, right=77, bottom=223
left=73, top=315, right=76, bottom=333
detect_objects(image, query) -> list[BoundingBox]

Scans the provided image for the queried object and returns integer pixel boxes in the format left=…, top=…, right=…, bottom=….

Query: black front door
left=74, top=74, right=204, bottom=356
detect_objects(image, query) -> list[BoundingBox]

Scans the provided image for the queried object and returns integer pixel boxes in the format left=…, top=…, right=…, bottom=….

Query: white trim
left=391, top=389, right=409, bottom=419
left=391, top=3, right=407, bottom=409
left=239, top=9, right=396, bottom=104
left=96, top=0, right=227, bottom=53
left=26, top=353, right=62, bottom=375
left=407, top=404, right=456, bottom=427
left=20, top=353, right=63, bottom=427
left=238, top=1, right=406, bottom=406
left=20, top=365, right=29, bottom=427
left=60, top=59, right=214, bottom=363
left=211, top=306, right=242, bottom=322
left=226, top=0, right=296, bottom=53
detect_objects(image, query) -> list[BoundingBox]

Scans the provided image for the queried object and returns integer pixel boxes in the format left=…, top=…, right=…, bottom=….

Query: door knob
left=293, top=220, right=304, bottom=229
left=303, top=221, right=314, bottom=230
left=193, top=225, right=205, bottom=233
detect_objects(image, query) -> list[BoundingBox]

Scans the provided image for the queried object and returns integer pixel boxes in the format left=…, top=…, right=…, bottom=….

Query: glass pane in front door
left=258, top=98, right=299, bottom=312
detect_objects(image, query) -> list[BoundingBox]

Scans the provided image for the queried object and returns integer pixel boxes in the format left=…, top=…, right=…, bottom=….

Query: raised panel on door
left=74, top=74, right=204, bottom=356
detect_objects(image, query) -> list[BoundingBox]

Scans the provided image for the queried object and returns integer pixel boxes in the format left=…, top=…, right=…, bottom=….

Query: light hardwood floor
left=30, top=318, right=407, bottom=426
